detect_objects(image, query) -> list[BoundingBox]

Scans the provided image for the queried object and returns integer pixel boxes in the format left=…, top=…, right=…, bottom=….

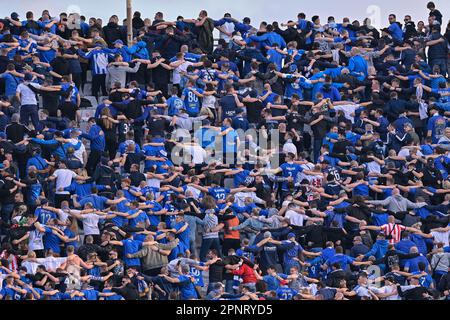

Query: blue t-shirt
left=43, top=226, right=62, bottom=253
left=166, top=96, right=185, bottom=116
left=208, top=187, right=230, bottom=201
left=122, top=239, right=142, bottom=266
left=34, top=208, right=57, bottom=225
left=189, top=264, right=205, bottom=287
left=177, top=275, right=198, bottom=300
left=280, top=162, right=303, bottom=190
left=263, top=274, right=287, bottom=291
left=276, top=287, right=297, bottom=300
left=182, top=87, right=204, bottom=116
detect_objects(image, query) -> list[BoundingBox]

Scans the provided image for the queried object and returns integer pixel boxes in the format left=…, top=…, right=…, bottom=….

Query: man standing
left=49, top=160, right=89, bottom=207
left=426, top=25, right=449, bottom=78
left=78, top=44, right=114, bottom=99
left=16, top=73, right=58, bottom=131
left=81, top=117, right=106, bottom=176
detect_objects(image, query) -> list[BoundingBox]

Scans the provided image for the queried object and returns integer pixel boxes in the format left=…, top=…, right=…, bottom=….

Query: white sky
left=4, top=0, right=449, bottom=31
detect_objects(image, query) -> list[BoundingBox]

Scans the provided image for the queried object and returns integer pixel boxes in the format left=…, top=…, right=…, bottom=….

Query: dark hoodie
left=103, top=22, right=123, bottom=46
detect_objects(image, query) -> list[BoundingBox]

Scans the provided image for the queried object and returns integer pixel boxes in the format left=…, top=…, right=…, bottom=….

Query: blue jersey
left=280, top=162, right=303, bottom=190
left=43, top=226, right=62, bottom=254
left=102, top=289, right=124, bottom=300
left=276, top=287, right=297, bottom=300
left=182, top=87, right=204, bottom=116
left=208, top=187, right=230, bottom=201
left=427, top=115, right=447, bottom=143
left=173, top=221, right=190, bottom=248
left=81, top=289, right=99, bottom=300
left=77, top=49, right=113, bottom=75
left=189, top=264, right=205, bottom=287
left=166, top=96, right=185, bottom=116
left=178, top=275, right=198, bottom=300
left=34, top=208, right=57, bottom=225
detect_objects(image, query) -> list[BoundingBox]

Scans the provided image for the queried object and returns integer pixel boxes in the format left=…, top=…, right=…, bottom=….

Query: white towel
left=419, top=102, right=429, bottom=120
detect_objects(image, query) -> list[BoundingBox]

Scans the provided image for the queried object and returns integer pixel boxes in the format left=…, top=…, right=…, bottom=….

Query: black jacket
left=103, top=22, right=123, bottom=46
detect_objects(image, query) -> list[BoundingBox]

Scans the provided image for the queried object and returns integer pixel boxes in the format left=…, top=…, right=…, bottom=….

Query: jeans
left=20, top=104, right=41, bottom=131
left=199, top=237, right=221, bottom=262
left=225, top=279, right=235, bottom=294
left=313, top=138, right=323, bottom=163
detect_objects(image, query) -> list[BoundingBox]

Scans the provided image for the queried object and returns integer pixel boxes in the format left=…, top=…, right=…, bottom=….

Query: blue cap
left=24, top=73, right=33, bottom=81
left=0, top=132, right=6, bottom=139
left=287, top=233, right=296, bottom=239
left=114, top=40, right=124, bottom=45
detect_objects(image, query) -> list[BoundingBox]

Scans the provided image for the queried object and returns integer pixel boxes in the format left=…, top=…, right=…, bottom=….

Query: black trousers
left=132, top=123, right=144, bottom=146
left=143, top=267, right=162, bottom=277
left=55, top=194, right=71, bottom=208
left=72, top=73, right=82, bottom=92
left=222, top=238, right=240, bottom=256
left=86, top=149, right=103, bottom=176
left=154, top=82, right=168, bottom=97
left=91, top=74, right=107, bottom=99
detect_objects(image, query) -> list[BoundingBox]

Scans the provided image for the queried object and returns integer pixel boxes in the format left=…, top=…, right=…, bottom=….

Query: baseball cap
left=0, top=132, right=6, bottom=139
left=114, top=40, right=124, bottom=45
left=11, top=12, right=19, bottom=20
left=287, top=232, right=296, bottom=239
left=24, top=73, right=33, bottom=81
left=264, top=231, right=272, bottom=238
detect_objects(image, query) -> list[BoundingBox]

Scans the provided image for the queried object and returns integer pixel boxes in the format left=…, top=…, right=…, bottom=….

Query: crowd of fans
left=0, top=1, right=448, bottom=301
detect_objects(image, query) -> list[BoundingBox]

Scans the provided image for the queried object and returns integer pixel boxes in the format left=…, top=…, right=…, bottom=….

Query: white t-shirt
left=57, top=209, right=70, bottom=223
left=285, top=210, right=307, bottom=227
left=202, top=95, right=216, bottom=109
left=173, top=61, right=193, bottom=84
left=365, top=161, right=381, bottom=175
left=333, top=104, right=360, bottom=123
left=68, top=138, right=86, bottom=164
left=17, top=82, right=42, bottom=106
left=370, top=285, right=400, bottom=300
left=28, top=228, right=45, bottom=251
left=185, top=145, right=207, bottom=164
left=53, top=169, right=77, bottom=194
left=431, top=229, right=450, bottom=248
left=146, top=177, right=161, bottom=189
left=183, top=185, right=202, bottom=199
left=398, top=148, right=423, bottom=158
left=219, top=22, right=236, bottom=43
left=79, top=213, right=102, bottom=235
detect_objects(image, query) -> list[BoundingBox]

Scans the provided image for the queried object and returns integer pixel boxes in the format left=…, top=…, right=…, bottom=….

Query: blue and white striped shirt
left=78, top=49, right=113, bottom=75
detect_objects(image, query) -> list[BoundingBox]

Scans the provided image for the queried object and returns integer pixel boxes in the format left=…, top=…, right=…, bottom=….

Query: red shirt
left=232, top=263, right=257, bottom=283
